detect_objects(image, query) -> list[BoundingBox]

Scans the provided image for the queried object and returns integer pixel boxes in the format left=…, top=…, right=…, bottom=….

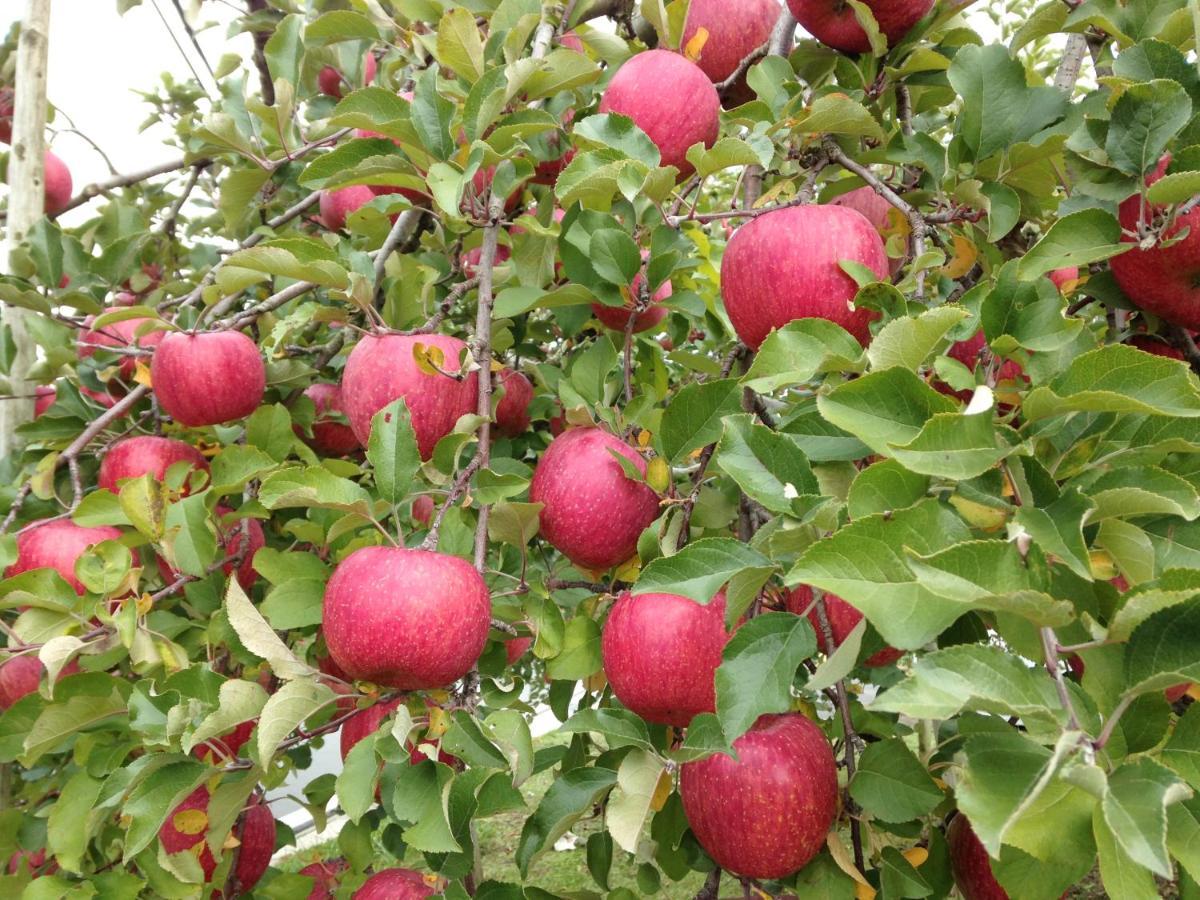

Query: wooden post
left=0, top=0, right=52, bottom=459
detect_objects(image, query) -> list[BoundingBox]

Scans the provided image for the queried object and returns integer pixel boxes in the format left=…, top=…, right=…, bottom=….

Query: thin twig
left=471, top=196, right=504, bottom=573
left=373, top=209, right=424, bottom=305
left=1041, top=626, right=1083, bottom=732
left=420, top=455, right=485, bottom=551
left=1093, top=694, right=1135, bottom=750
left=52, top=156, right=196, bottom=217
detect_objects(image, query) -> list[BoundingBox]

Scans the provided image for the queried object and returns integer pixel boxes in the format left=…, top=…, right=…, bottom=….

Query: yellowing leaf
left=882, top=207, right=910, bottom=240
left=173, top=809, right=208, bottom=836
left=903, top=846, right=929, bottom=867
left=684, top=27, right=709, bottom=62
left=941, top=233, right=978, bottom=278
left=637, top=430, right=652, bottom=448
left=412, top=342, right=447, bottom=377
left=585, top=671, right=608, bottom=692
left=133, top=361, right=153, bottom=387
left=1188, top=683, right=1200, bottom=700
left=613, top=556, right=641, bottom=583
left=855, top=885, right=878, bottom=900
left=427, top=705, right=450, bottom=738
left=1088, top=550, right=1117, bottom=580
left=650, top=768, right=673, bottom=812
left=646, top=457, right=670, bottom=493
left=827, top=832, right=872, bottom=888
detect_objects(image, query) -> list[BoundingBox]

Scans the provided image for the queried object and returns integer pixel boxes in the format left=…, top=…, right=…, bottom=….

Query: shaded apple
left=529, top=427, right=661, bottom=571
left=602, top=590, right=729, bottom=726
left=300, top=858, right=349, bottom=900
left=680, top=713, right=838, bottom=878
left=468, top=166, right=522, bottom=214
left=505, top=635, right=533, bottom=665
left=1167, top=682, right=1192, bottom=703
left=44, top=150, right=73, bottom=216
left=296, top=383, right=361, bottom=457
left=787, top=0, right=934, bottom=54
left=591, top=265, right=672, bottom=333
left=1128, top=334, right=1185, bottom=360
left=318, top=52, right=377, bottom=98
left=158, top=506, right=264, bottom=591
left=323, top=547, right=491, bottom=689
left=495, top=368, right=534, bottom=438
left=682, top=0, right=780, bottom=83
left=98, top=435, right=209, bottom=494
left=559, top=31, right=585, bottom=53
left=1111, top=155, right=1200, bottom=330
left=339, top=695, right=460, bottom=769
left=6, top=847, right=52, bottom=875
left=33, top=385, right=55, bottom=418
left=340, top=332, right=478, bottom=458
left=0, top=86, right=11, bottom=144
left=1047, top=266, right=1078, bottom=292
left=946, top=814, right=1009, bottom=900
left=7, top=520, right=123, bottom=594
left=721, top=204, right=887, bottom=348
left=831, top=185, right=905, bottom=273
left=78, top=312, right=165, bottom=381
left=151, top=331, right=266, bottom=427
left=599, top=49, right=720, bottom=175
left=461, top=242, right=511, bottom=279
left=787, top=585, right=901, bottom=667
left=159, top=788, right=275, bottom=891
left=0, top=654, right=79, bottom=708
left=411, top=495, right=435, bottom=526
left=318, top=185, right=375, bottom=231
left=940, top=331, right=1026, bottom=401
left=354, top=868, right=437, bottom=899
left=192, top=719, right=256, bottom=763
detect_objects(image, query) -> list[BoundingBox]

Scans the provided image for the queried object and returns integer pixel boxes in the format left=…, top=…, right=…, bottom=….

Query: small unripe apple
left=44, top=150, right=73, bottom=216
left=7, top=520, right=123, bottom=594
left=1128, top=334, right=1185, bottom=360
left=297, top=383, right=361, bottom=457
left=318, top=52, right=377, bottom=98
left=78, top=313, right=165, bottom=380
left=602, top=591, right=729, bottom=725
left=529, top=427, right=661, bottom=572
left=494, top=368, right=534, bottom=438
left=353, top=868, right=437, bottom=899
left=159, top=789, right=275, bottom=890
left=151, top=331, right=266, bottom=427
left=682, top=0, right=780, bottom=84
left=680, top=713, right=838, bottom=878
left=721, top=204, right=888, bottom=348
left=340, top=333, right=478, bottom=459
left=787, top=586, right=901, bottom=667
left=946, top=814, right=1009, bottom=900
left=98, top=436, right=209, bottom=494
left=318, top=185, right=375, bottom=231
left=599, top=49, right=720, bottom=176
left=787, top=0, right=934, bottom=54
left=323, top=547, right=491, bottom=689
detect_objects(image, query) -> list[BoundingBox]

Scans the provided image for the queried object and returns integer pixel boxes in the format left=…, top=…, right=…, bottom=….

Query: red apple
left=151, top=331, right=266, bottom=427
left=1167, top=683, right=1192, bottom=703
left=411, top=495, right=435, bottom=526
left=0, top=654, right=78, bottom=708
left=721, top=204, right=887, bottom=348
left=529, top=427, right=661, bottom=572
left=468, top=166, right=521, bottom=214
left=297, top=383, right=361, bottom=457
left=787, top=586, right=901, bottom=667
left=1111, top=155, right=1200, bottom=330
left=78, top=313, right=165, bottom=380
left=0, top=86, right=12, bottom=144
left=323, top=547, right=491, bottom=689
left=33, top=385, right=55, bottom=418
left=6, top=847, right=51, bottom=875
left=943, top=331, right=1026, bottom=396
left=1128, top=334, right=1185, bottom=360
left=159, top=789, right=275, bottom=890
left=300, top=858, right=348, bottom=900
left=461, top=243, right=511, bottom=279
left=158, top=506, right=264, bottom=590
left=340, top=333, right=478, bottom=458
left=591, top=267, right=672, bottom=334
left=7, top=520, right=123, bottom=594
left=192, top=719, right=256, bottom=763
left=123, top=263, right=164, bottom=296
left=598, top=49, right=720, bottom=176
left=505, top=636, right=533, bottom=665
left=602, top=590, right=729, bottom=726
left=339, top=696, right=405, bottom=760
left=831, top=186, right=905, bottom=273
left=318, top=185, right=375, bottom=231
left=1048, top=266, right=1078, bottom=292
left=353, top=869, right=437, bottom=899
left=44, top=150, right=72, bottom=216
left=946, top=814, right=1008, bottom=900
left=680, top=713, right=838, bottom=878
left=495, top=368, right=534, bottom=438
left=682, top=0, right=780, bottom=83
left=559, top=31, right=585, bottom=53
left=98, top=436, right=209, bottom=494
left=318, top=52, right=377, bottom=98
left=786, top=0, right=934, bottom=54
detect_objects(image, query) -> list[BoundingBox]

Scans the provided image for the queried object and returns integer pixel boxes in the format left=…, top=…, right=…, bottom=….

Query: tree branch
left=767, top=9, right=798, bottom=57
left=1041, top=626, right=1083, bottom=732
left=51, top=156, right=196, bottom=217
left=1054, top=33, right=1088, bottom=92
left=471, top=196, right=504, bottom=574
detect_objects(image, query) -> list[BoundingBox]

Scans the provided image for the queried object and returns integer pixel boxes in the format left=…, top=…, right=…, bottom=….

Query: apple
left=787, top=586, right=901, bottom=667
left=159, top=788, right=275, bottom=890
left=151, top=331, right=265, bottom=427
left=680, top=713, right=838, bottom=878
left=299, top=858, right=348, bottom=900
left=529, top=427, right=661, bottom=572
left=831, top=186, right=905, bottom=273
left=411, top=495, right=435, bottom=526
left=0, top=654, right=80, bottom=708
left=7, top=520, right=124, bottom=595
left=468, top=166, right=522, bottom=214
left=946, top=814, right=1009, bottom=900
left=98, top=435, right=209, bottom=494
left=6, top=848, right=51, bottom=875
left=323, top=547, right=491, bottom=689
left=0, top=86, right=11, bottom=143
left=1167, top=682, right=1192, bottom=703
left=602, top=590, right=729, bottom=726
left=318, top=185, right=375, bottom=232
left=1111, top=155, right=1200, bottom=330
left=1048, top=266, right=1078, bottom=292
left=158, top=506, right=264, bottom=590
left=495, top=368, right=534, bottom=438
left=721, top=204, right=887, bottom=348
left=559, top=31, right=585, bottom=53
left=44, top=150, right=73, bottom=216
left=599, top=49, right=720, bottom=176
left=124, top=263, right=164, bottom=296
left=78, top=312, right=165, bottom=380
left=786, top=0, right=934, bottom=54
left=682, top=0, right=780, bottom=84
left=33, top=385, right=56, bottom=418
left=340, top=333, right=478, bottom=458
left=297, top=383, right=361, bottom=457
left=1129, top=334, right=1185, bottom=360
left=339, top=695, right=459, bottom=769
left=461, top=243, right=512, bottom=279
left=942, top=332, right=1026, bottom=399
left=192, top=719, right=256, bottom=763
left=354, top=869, right=437, bottom=899
left=318, top=52, right=377, bottom=98
left=591, top=265, right=673, bottom=333
left=505, top=636, right=533, bottom=665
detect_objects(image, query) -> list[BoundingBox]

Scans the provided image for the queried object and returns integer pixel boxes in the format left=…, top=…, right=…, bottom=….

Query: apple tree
left=1, top=0, right=1200, bottom=897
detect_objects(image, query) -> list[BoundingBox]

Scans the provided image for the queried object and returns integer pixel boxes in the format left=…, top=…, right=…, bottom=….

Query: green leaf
left=523, top=48, right=601, bottom=99
left=715, top=612, right=817, bottom=742
left=544, top=616, right=602, bottom=681
left=245, top=403, right=293, bottom=463
left=889, top=409, right=1017, bottom=480
left=1124, top=598, right=1200, bottom=695
left=442, top=710, right=510, bottom=769
left=946, top=43, right=1068, bottom=160
left=516, top=767, right=618, bottom=876
left=740, top=319, right=864, bottom=394
left=488, top=501, right=544, bottom=547
left=258, top=466, right=373, bottom=516
left=119, top=474, right=166, bottom=541
left=983, top=182, right=1022, bottom=241
left=210, top=446, right=278, bottom=494
left=557, top=708, right=653, bottom=751
left=606, top=750, right=665, bottom=853
left=367, top=399, right=421, bottom=506
left=817, top=368, right=957, bottom=456
left=1146, top=169, right=1200, bottom=204
left=392, top=761, right=461, bottom=853
left=1014, top=486, right=1095, bottom=580
left=1016, top=208, right=1128, bottom=281
left=1163, top=704, right=1200, bottom=789
left=121, top=759, right=210, bottom=861
left=411, top=65, right=455, bottom=160
left=1086, top=465, right=1200, bottom=520
left=22, top=686, right=128, bottom=765
left=589, top=229, right=640, bottom=286
left=305, top=10, right=379, bottom=43
left=1167, top=794, right=1200, bottom=883
left=338, top=726, right=382, bottom=824
left=1106, top=79, right=1192, bottom=176
left=1094, top=802, right=1160, bottom=900
left=163, top=494, right=216, bottom=579
left=847, top=460, right=929, bottom=519
left=1024, top=344, right=1200, bottom=419
left=47, top=770, right=103, bottom=872
left=867, top=306, right=969, bottom=371
left=796, top=94, right=885, bottom=143
left=182, top=679, right=268, bottom=755
left=880, top=846, right=933, bottom=898
left=850, top=738, right=943, bottom=824
left=1102, top=758, right=1192, bottom=876
left=660, top=378, right=743, bottom=464
left=223, top=578, right=314, bottom=680
left=255, top=678, right=336, bottom=765
left=225, top=245, right=348, bottom=289
left=635, top=538, right=774, bottom=606
left=686, top=138, right=770, bottom=180
left=435, top=7, right=486, bottom=83
left=264, top=14, right=304, bottom=86
left=572, top=114, right=661, bottom=168
left=715, top=415, right=820, bottom=515
left=261, top=576, right=326, bottom=630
